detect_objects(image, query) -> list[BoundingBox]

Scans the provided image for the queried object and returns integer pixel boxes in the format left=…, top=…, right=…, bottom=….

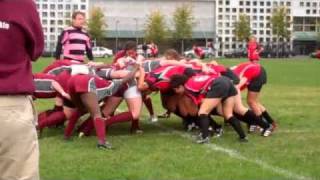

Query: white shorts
left=123, top=86, right=142, bottom=99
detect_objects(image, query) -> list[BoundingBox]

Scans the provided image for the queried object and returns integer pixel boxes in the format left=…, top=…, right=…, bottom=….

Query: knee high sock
left=244, top=110, right=269, bottom=129
left=199, top=114, right=210, bottom=139
left=228, top=116, right=246, bottom=139
left=143, top=97, right=154, bottom=116
left=105, top=112, right=134, bottom=128
left=93, top=117, right=106, bottom=144
left=38, top=111, right=66, bottom=130
left=262, top=111, right=275, bottom=124
left=64, top=111, right=81, bottom=138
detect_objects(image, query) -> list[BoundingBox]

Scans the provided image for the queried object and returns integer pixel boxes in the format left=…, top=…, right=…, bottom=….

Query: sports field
left=33, top=57, right=320, bottom=180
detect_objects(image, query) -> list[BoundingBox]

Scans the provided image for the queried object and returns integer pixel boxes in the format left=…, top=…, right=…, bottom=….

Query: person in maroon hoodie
left=0, top=0, right=44, bottom=180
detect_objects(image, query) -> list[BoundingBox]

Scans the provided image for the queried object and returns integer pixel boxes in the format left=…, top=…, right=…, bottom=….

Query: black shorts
left=248, top=66, right=267, bottom=92
left=206, top=76, right=238, bottom=100
left=63, top=98, right=76, bottom=108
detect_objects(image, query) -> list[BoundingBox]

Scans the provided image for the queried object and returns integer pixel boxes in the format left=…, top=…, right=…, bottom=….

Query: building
left=216, top=0, right=320, bottom=56
left=35, top=0, right=319, bottom=56
left=34, top=0, right=89, bottom=53
left=90, top=0, right=215, bottom=52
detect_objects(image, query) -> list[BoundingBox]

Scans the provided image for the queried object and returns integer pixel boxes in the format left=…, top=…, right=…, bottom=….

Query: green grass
left=33, top=57, right=320, bottom=180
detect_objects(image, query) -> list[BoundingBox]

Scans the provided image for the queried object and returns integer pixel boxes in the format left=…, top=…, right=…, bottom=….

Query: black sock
left=244, top=110, right=269, bottom=129
left=228, top=116, right=246, bottom=139
left=199, top=114, right=210, bottom=139
left=262, top=111, right=274, bottom=124
left=208, top=116, right=222, bottom=129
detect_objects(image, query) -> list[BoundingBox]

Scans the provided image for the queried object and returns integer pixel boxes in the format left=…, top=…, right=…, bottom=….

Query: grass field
left=33, top=57, right=320, bottom=180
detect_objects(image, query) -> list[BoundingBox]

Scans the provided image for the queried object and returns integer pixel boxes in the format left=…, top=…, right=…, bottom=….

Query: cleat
left=157, top=112, right=170, bottom=119
left=149, top=115, right=158, bottom=123
left=239, top=136, right=249, bottom=143
left=78, top=132, right=85, bottom=138
left=196, top=136, right=210, bottom=144
left=97, top=141, right=113, bottom=150
left=131, top=128, right=143, bottom=134
left=214, top=128, right=223, bottom=138
left=261, top=126, right=272, bottom=137
left=248, top=125, right=257, bottom=133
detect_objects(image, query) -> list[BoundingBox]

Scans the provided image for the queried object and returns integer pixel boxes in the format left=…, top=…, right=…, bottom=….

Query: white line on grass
left=154, top=123, right=314, bottom=180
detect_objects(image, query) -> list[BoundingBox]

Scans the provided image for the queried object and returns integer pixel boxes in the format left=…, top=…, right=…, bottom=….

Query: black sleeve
left=55, top=31, right=64, bottom=60
left=86, top=44, right=94, bottom=61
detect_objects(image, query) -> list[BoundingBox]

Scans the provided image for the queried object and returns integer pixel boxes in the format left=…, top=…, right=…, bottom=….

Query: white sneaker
left=249, top=125, right=257, bottom=133
left=78, top=132, right=85, bottom=138
left=150, top=115, right=158, bottom=123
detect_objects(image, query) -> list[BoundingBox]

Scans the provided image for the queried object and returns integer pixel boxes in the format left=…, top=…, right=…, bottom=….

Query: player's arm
left=137, top=66, right=149, bottom=91
left=51, top=80, right=71, bottom=100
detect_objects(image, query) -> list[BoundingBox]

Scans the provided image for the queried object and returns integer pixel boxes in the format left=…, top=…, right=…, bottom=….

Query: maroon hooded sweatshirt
left=0, top=0, right=44, bottom=95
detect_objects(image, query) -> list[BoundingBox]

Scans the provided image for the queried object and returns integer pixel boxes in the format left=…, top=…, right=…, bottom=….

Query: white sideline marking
left=155, top=124, right=313, bottom=180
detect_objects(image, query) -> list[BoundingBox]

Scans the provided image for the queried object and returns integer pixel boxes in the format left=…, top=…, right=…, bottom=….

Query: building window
left=42, top=4, right=48, bottom=9
left=260, top=9, right=264, bottom=13
left=42, top=12, right=48, bottom=17
left=313, top=9, right=317, bottom=14
left=239, top=1, right=243, bottom=6
left=50, top=4, right=55, bottom=9
left=58, top=4, right=63, bottom=9
left=266, top=30, right=270, bottom=35
left=312, top=2, right=317, bottom=7
left=260, top=16, right=264, bottom=20
left=219, top=8, right=223, bottom=13
left=246, top=1, right=250, bottom=6
left=267, top=8, right=271, bottom=13
left=260, top=30, right=264, bottom=35
left=219, top=0, right=223, bottom=5
left=246, top=8, right=250, bottom=13
left=306, top=2, right=310, bottom=7
left=226, top=8, right=230, bottom=13
left=225, top=30, right=230, bottom=34
left=286, top=1, right=291, bottom=6
left=260, top=23, right=264, bottom=28
left=239, top=8, right=244, bottom=13
left=253, top=16, right=257, bottom=20
left=253, top=23, right=257, bottom=28
left=66, top=4, right=71, bottom=10
left=267, top=2, right=271, bottom=6
left=232, top=15, right=237, bottom=20
left=306, top=10, right=310, bottom=14
left=260, top=1, right=264, bottom=6
left=253, top=1, right=257, bottom=6
left=253, top=9, right=257, bottom=13
left=226, top=22, right=230, bottom=27
left=226, top=0, right=230, bottom=5
left=50, top=20, right=55, bottom=25
left=300, top=2, right=304, bottom=7
left=218, top=15, right=223, bottom=20
left=232, top=8, right=237, bottom=13
left=50, top=27, right=55, bottom=33
left=253, top=30, right=257, bottom=34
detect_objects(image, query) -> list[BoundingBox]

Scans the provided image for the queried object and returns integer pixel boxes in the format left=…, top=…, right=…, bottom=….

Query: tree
left=270, top=6, right=291, bottom=57
left=144, top=10, right=168, bottom=44
left=172, top=4, right=194, bottom=53
left=233, top=14, right=251, bottom=45
left=87, top=7, right=107, bottom=46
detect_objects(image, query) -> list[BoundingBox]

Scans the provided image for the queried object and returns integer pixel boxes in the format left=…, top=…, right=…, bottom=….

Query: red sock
left=38, top=111, right=66, bottom=129
left=105, top=112, right=134, bottom=127
left=94, top=117, right=106, bottom=144
left=64, top=111, right=81, bottom=138
left=143, top=96, right=154, bottom=116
